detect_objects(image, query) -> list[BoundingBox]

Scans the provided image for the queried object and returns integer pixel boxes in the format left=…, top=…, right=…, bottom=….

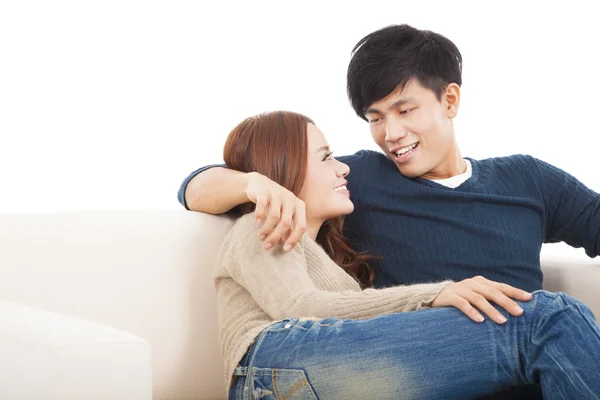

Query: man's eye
left=369, top=118, right=381, bottom=124
left=400, top=108, right=414, bottom=115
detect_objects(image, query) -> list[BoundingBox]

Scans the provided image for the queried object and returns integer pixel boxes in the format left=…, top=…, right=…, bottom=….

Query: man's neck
left=421, top=146, right=466, bottom=181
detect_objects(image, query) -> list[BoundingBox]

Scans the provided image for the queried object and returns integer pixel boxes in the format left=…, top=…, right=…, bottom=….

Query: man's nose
left=385, top=119, right=408, bottom=143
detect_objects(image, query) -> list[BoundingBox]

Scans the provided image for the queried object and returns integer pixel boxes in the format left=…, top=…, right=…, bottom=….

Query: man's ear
left=445, top=83, right=461, bottom=119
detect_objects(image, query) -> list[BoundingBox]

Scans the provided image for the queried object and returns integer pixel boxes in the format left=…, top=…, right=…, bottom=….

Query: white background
left=1, top=0, right=598, bottom=216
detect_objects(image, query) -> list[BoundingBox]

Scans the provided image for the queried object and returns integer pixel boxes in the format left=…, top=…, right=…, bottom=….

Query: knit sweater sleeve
left=534, top=157, right=600, bottom=257
left=221, top=214, right=452, bottom=321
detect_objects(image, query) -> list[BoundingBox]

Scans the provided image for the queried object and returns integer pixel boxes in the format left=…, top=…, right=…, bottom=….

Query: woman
left=214, top=111, right=600, bottom=399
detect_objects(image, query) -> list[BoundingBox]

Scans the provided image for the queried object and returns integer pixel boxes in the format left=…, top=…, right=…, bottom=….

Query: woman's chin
left=315, top=199, right=354, bottom=220
left=336, top=200, right=355, bottom=216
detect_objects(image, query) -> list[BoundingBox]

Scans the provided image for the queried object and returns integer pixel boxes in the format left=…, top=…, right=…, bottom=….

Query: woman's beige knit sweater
left=213, top=213, right=452, bottom=390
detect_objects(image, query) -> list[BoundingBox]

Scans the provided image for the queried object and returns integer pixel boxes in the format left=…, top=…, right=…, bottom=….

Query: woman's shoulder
left=222, top=212, right=260, bottom=248
left=215, top=213, right=261, bottom=271
left=216, top=212, right=313, bottom=275
left=232, top=212, right=259, bottom=231
left=221, top=212, right=307, bottom=253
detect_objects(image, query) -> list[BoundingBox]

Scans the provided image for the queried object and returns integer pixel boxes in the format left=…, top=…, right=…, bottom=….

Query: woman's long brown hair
left=223, top=111, right=374, bottom=288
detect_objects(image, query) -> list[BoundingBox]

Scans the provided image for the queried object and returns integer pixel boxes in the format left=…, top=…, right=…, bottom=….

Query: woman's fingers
left=436, top=277, right=533, bottom=324
left=460, top=288, right=509, bottom=324
left=283, top=200, right=307, bottom=252
left=253, top=191, right=270, bottom=227
left=451, top=295, right=485, bottom=323
left=472, top=276, right=532, bottom=301
left=493, top=281, right=533, bottom=302
left=470, top=277, right=532, bottom=318
left=258, top=196, right=282, bottom=247
left=264, top=202, right=294, bottom=250
left=473, top=283, right=525, bottom=318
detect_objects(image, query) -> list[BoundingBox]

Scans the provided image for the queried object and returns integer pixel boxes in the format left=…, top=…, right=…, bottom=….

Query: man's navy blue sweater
left=178, top=151, right=599, bottom=292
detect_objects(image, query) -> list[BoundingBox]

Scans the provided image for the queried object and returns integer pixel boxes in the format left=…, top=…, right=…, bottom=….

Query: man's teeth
left=395, top=143, right=417, bottom=155
left=334, top=185, right=347, bottom=192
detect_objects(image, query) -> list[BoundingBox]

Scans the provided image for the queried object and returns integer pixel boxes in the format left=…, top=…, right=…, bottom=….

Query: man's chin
left=395, top=164, right=425, bottom=179
left=384, top=152, right=424, bottom=178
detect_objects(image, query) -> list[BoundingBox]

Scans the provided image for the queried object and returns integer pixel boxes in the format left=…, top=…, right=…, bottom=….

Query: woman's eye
left=322, top=151, right=334, bottom=161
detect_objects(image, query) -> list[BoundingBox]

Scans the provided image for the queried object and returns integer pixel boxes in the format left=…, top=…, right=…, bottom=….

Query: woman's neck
left=306, top=220, right=323, bottom=241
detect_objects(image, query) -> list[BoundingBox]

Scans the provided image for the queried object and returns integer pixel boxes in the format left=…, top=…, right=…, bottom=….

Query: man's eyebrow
left=365, top=97, right=416, bottom=115
left=315, top=145, right=330, bottom=153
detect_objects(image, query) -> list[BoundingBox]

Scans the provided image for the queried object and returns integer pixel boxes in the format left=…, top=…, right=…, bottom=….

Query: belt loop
left=233, top=366, right=248, bottom=376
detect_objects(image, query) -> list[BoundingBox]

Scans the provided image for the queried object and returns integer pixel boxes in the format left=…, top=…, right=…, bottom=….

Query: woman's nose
left=336, top=161, right=350, bottom=177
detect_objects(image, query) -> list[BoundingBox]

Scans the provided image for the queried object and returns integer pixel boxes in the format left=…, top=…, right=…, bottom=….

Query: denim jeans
left=229, top=290, right=600, bottom=399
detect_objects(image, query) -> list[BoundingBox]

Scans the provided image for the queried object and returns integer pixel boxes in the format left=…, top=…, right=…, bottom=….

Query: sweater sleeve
left=222, top=214, right=452, bottom=321
left=535, top=158, right=600, bottom=257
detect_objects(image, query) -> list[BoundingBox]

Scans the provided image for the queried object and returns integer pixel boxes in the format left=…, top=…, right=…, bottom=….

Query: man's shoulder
left=338, top=149, right=385, bottom=165
left=471, top=153, right=541, bottom=176
left=471, top=154, right=546, bottom=189
left=341, top=149, right=400, bottom=190
left=340, top=149, right=397, bottom=174
left=472, top=153, right=537, bottom=167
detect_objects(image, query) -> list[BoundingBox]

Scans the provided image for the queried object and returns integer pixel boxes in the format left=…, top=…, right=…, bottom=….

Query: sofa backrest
left=0, top=210, right=235, bottom=400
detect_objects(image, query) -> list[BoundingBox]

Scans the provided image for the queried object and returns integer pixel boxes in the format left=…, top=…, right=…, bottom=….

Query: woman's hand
left=431, top=276, right=533, bottom=324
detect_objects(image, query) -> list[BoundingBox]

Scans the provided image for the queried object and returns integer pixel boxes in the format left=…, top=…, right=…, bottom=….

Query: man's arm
left=178, top=164, right=307, bottom=251
left=536, top=158, right=600, bottom=257
left=183, top=166, right=250, bottom=214
left=178, top=151, right=372, bottom=251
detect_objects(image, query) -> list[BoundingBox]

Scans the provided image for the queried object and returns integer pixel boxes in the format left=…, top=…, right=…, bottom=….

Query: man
left=179, top=25, right=599, bottom=398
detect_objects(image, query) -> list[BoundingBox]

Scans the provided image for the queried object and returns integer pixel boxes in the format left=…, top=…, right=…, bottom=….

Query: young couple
left=179, top=25, right=600, bottom=399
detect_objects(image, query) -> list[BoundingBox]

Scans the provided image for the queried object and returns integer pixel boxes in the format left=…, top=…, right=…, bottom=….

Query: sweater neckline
left=414, top=157, right=481, bottom=191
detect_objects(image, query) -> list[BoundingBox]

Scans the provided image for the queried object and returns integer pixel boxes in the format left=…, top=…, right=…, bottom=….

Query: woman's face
left=298, top=123, right=354, bottom=223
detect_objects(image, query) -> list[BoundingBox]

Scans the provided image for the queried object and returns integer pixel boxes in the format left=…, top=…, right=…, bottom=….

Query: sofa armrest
left=0, top=300, right=152, bottom=400
left=541, top=247, right=600, bottom=320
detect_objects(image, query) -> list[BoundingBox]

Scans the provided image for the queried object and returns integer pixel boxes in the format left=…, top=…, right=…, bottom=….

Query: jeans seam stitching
left=271, top=368, right=278, bottom=399
left=282, top=378, right=309, bottom=400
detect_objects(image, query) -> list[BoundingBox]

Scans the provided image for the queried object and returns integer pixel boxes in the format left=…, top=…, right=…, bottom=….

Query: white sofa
left=0, top=210, right=598, bottom=399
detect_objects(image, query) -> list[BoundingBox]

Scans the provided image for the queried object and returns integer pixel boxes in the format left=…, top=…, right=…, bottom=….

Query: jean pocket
left=249, top=367, right=317, bottom=400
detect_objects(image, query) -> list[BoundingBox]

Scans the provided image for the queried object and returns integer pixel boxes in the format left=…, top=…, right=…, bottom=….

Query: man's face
left=365, top=79, right=460, bottom=180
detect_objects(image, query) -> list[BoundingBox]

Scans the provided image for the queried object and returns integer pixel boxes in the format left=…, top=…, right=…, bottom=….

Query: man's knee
left=529, top=290, right=595, bottom=320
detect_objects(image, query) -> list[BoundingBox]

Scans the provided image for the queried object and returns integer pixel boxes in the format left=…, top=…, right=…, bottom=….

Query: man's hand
left=431, top=276, right=533, bottom=324
left=246, top=172, right=307, bottom=252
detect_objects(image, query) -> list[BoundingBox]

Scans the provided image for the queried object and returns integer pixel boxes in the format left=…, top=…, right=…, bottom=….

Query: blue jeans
left=229, top=291, right=600, bottom=399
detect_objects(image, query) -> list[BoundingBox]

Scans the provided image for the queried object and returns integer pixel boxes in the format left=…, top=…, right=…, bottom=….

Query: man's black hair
left=347, top=24, right=462, bottom=120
